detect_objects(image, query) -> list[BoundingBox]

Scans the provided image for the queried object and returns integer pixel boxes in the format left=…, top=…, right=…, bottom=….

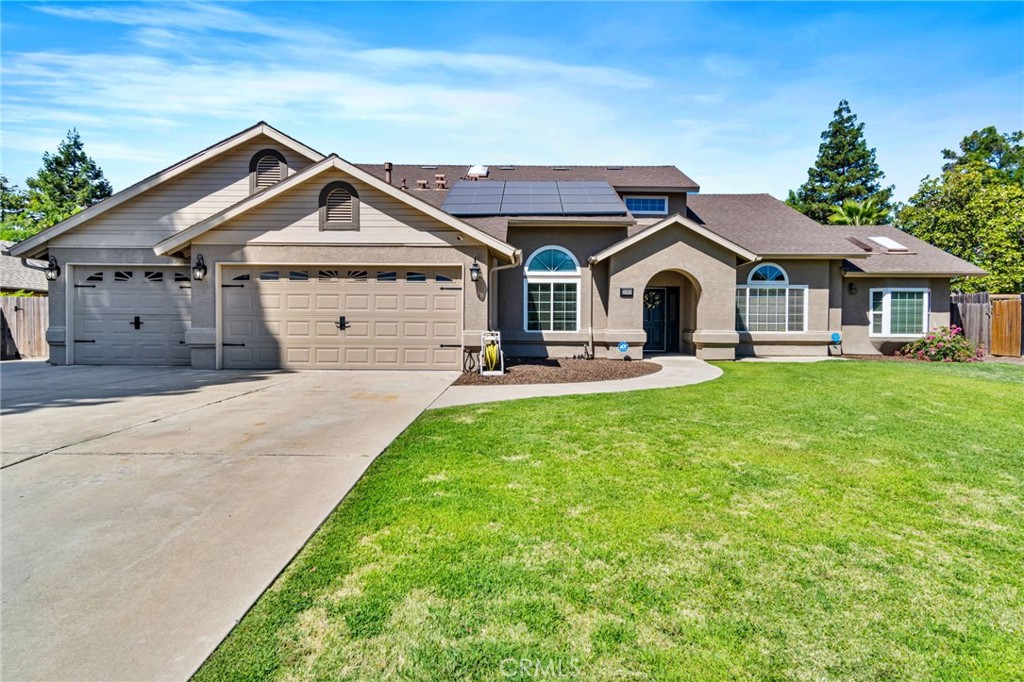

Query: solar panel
left=440, top=180, right=627, bottom=217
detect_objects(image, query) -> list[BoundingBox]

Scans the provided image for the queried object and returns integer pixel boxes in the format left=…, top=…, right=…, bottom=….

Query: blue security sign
left=831, top=332, right=842, bottom=344
left=617, top=341, right=630, bottom=353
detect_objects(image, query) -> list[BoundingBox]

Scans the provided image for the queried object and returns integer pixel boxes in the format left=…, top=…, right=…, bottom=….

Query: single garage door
left=222, top=266, right=463, bottom=369
left=73, top=266, right=191, bottom=365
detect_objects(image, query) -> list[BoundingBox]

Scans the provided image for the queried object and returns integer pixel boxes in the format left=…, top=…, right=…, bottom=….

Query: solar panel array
left=440, top=181, right=627, bottom=217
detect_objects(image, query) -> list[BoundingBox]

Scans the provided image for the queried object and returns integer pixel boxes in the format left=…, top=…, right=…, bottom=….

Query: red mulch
left=454, top=357, right=662, bottom=386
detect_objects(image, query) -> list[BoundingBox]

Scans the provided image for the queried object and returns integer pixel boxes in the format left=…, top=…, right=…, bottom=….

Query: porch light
left=44, top=256, right=60, bottom=281
left=192, top=254, right=207, bottom=281
left=848, top=281, right=857, bottom=295
left=469, top=259, right=481, bottom=283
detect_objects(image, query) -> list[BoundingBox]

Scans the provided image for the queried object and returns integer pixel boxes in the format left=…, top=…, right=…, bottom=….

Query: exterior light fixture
left=44, top=256, right=61, bottom=281
left=847, top=281, right=857, bottom=295
left=469, top=259, right=481, bottom=283
left=192, top=254, right=207, bottom=281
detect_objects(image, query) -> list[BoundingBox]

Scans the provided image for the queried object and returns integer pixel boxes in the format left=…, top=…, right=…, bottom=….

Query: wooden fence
left=0, top=296, right=49, bottom=360
left=950, top=292, right=1023, bottom=357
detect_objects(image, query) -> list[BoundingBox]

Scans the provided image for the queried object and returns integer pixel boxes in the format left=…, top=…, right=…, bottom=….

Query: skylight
left=868, top=236, right=909, bottom=252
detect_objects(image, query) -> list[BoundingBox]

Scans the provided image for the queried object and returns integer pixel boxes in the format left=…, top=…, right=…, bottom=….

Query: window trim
left=735, top=284, right=809, bottom=333
left=868, top=287, right=930, bottom=338
left=623, top=195, right=669, bottom=216
left=523, top=245, right=581, bottom=332
left=318, top=181, right=360, bottom=231
left=249, top=149, right=287, bottom=193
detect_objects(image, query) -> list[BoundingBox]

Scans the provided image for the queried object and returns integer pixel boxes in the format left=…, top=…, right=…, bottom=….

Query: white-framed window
left=735, top=263, right=808, bottom=333
left=624, top=195, right=668, bottom=216
left=523, top=246, right=580, bottom=332
left=869, top=288, right=930, bottom=337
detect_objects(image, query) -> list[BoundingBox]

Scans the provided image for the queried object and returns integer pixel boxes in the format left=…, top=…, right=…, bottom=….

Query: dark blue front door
left=643, top=288, right=667, bottom=352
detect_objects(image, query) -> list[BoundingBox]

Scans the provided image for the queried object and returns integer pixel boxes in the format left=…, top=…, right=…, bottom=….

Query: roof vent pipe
left=384, top=162, right=393, bottom=185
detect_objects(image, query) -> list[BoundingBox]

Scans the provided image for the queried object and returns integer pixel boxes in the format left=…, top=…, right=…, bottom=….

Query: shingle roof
left=355, top=164, right=699, bottom=191
left=686, top=194, right=868, bottom=257
left=0, top=241, right=48, bottom=292
left=835, top=225, right=987, bottom=276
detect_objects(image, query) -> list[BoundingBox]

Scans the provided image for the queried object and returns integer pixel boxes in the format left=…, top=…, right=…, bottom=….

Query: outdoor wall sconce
left=44, top=256, right=61, bottom=281
left=847, top=281, right=857, bottom=295
left=469, top=259, right=481, bottom=282
left=192, top=254, right=207, bottom=281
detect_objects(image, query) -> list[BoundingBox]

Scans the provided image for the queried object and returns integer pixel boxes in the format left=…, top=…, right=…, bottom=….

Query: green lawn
left=196, top=362, right=1024, bottom=681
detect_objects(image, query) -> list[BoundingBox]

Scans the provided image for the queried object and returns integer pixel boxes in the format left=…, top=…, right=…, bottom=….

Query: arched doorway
left=643, top=270, right=700, bottom=354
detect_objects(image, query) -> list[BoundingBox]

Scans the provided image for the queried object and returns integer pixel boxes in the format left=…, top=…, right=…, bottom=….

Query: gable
left=156, top=156, right=517, bottom=259
left=49, top=135, right=316, bottom=249
left=590, top=214, right=758, bottom=265
left=193, top=168, right=464, bottom=248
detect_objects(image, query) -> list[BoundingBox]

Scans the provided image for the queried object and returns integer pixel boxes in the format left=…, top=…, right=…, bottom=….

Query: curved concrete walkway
left=429, top=356, right=721, bottom=409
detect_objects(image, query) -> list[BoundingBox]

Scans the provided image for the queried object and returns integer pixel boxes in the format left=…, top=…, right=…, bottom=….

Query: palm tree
left=828, top=198, right=890, bottom=225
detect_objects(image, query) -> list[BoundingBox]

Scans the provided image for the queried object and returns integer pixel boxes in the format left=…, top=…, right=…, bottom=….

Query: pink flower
left=937, top=343, right=944, bottom=348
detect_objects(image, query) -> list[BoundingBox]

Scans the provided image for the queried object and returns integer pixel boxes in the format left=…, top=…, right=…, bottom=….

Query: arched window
left=249, top=149, right=287, bottom=192
left=737, top=262, right=806, bottom=333
left=748, top=263, right=787, bottom=284
left=524, top=246, right=580, bottom=332
left=319, top=181, right=360, bottom=230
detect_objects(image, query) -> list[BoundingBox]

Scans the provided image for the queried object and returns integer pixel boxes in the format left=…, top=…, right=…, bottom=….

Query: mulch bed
left=453, top=357, right=662, bottom=385
left=844, top=353, right=1021, bottom=365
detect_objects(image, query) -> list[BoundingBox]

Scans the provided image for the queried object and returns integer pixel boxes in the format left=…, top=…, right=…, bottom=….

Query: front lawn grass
left=196, top=361, right=1024, bottom=681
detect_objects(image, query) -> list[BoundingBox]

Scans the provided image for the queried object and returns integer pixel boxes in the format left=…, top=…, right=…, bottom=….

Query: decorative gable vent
left=255, top=155, right=282, bottom=189
left=326, top=187, right=353, bottom=222
left=249, top=149, right=287, bottom=193
left=319, top=181, right=360, bottom=230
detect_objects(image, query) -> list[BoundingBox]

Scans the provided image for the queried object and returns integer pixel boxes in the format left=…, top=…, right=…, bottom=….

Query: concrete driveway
left=1, top=361, right=456, bottom=682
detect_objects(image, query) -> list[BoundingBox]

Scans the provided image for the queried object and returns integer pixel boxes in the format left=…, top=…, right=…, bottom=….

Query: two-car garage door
left=221, top=266, right=463, bottom=369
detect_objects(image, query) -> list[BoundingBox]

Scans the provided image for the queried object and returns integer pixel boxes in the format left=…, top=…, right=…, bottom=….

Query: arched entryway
left=643, top=269, right=700, bottom=354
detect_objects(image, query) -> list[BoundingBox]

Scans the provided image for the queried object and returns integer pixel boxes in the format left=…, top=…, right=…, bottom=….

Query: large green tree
left=941, top=126, right=1024, bottom=184
left=898, top=157, right=1024, bottom=293
left=0, top=130, right=113, bottom=242
left=787, top=100, right=895, bottom=224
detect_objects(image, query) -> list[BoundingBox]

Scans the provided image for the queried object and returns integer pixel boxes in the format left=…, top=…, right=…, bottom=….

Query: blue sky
left=2, top=2, right=1021, bottom=201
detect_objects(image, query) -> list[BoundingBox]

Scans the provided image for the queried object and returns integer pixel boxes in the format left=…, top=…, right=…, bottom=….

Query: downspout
left=487, top=249, right=522, bottom=331
left=588, top=260, right=596, bottom=358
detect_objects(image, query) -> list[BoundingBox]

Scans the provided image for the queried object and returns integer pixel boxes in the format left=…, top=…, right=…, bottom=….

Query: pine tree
left=20, top=130, right=113, bottom=236
left=787, top=100, right=895, bottom=224
left=0, top=175, right=31, bottom=241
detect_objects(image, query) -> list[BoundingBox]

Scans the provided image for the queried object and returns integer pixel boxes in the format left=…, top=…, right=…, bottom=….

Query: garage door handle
left=336, top=316, right=348, bottom=330
left=223, top=343, right=246, bottom=347
left=131, top=316, right=143, bottom=330
left=75, top=339, right=97, bottom=343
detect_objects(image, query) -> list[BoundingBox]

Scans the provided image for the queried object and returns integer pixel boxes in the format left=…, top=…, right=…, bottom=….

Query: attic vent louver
left=255, top=155, right=282, bottom=189
left=326, top=188, right=353, bottom=222
left=552, top=166, right=570, bottom=171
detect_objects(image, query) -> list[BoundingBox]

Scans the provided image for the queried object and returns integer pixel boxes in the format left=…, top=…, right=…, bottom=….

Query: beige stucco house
left=6, top=123, right=985, bottom=369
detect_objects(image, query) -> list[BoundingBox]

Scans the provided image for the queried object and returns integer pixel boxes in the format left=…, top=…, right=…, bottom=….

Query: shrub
left=896, top=325, right=985, bottom=362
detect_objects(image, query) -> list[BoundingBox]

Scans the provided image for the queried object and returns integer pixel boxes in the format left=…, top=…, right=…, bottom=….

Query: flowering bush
left=896, top=325, right=985, bottom=362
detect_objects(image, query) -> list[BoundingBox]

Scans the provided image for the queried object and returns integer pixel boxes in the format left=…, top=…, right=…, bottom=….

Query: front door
left=643, top=287, right=667, bottom=352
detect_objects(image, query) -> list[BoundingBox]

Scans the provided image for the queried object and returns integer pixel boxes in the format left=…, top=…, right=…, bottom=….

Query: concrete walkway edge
left=429, top=356, right=721, bottom=409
